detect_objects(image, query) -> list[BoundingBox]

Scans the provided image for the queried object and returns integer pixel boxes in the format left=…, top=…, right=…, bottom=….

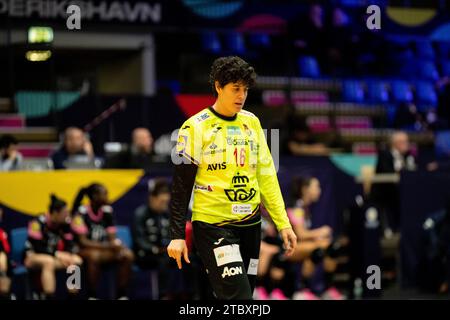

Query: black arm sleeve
left=169, top=161, right=198, bottom=240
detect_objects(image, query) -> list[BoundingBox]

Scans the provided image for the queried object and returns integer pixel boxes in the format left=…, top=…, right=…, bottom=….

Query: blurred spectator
left=437, top=76, right=450, bottom=129
left=289, top=3, right=327, bottom=65
left=418, top=197, right=450, bottom=295
left=373, top=131, right=417, bottom=233
left=287, top=176, right=347, bottom=300
left=284, top=115, right=336, bottom=156
left=23, top=194, right=83, bottom=300
left=325, top=7, right=357, bottom=75
left=0, top=134, right=23, bottom=171
left=71, top=183, right=134, bottom=300
left=132, top=178, right=192, bottom=299
left=353, top=10, right=386, bottom=75
left=104, top=127, right=155, bottom=170
left=0, top=207, right=12, bottom=300
left=393, top=102, right=428, bottom=131
left=376, top=131, right=417, bottom=173
left=50, top=127, right=95, bottom=169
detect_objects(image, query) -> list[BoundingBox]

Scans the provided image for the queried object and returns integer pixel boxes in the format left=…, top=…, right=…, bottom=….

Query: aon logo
left=222, top=266, right=243, bottom=278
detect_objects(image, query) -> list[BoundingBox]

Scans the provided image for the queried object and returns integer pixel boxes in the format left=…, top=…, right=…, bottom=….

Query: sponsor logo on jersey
left=196, top=113, right=210, bottom=122
left=247, top=258, right=259, bottom=275
left=222, top=266, right=243, bottom=278
left=224, top=173, right=257, bottom=202
left=227, top=125, right=241, bottom=135
left=226, top=137, right=251, bottom=146
left=225, top=188, right=257, bottom=202
left=232, top=174, right=249, bottom=186
left=194, top=184, right=214, bottom=192
left=231, top=204, right=252, bottom=214
left=209, top=143, right=217, bottom=149
left=207, top=162, right=227, bottom=171
left=203, top=148, right=226, bottom=156
left=214, top=244, right=243, bottom=266
left=182, top=125, right=190, bottom=130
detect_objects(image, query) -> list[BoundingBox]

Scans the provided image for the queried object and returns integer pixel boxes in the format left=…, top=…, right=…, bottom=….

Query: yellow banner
left=0, top=170, right=144, bottom=216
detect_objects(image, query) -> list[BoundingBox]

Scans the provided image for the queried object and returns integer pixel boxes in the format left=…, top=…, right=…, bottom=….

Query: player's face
left=217, top=82, right=249, bottom=116
left=308, top=178, right=322, bottom=202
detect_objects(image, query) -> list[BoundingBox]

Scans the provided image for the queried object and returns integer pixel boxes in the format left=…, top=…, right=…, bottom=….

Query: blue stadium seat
left=201, top=31, right=221, bottom=54
left=391, top=81, right=413, bottom=103
left=10, top=228, right=27, bottom=268
left=342, top=80, right=365, bottom=103
left=367, top=80, right=389, bottom=103
left=115, top=225, right=159, bottom=300
left=248, top=33, right=270, bottom=48
left=441, top=60, right=450, bottom=76
left=10, top=228, right=32, bottom=299
left=225, top=32, right=246, bottom=55
left=415, top=81, right=437, bottom=105
left=436, top=41, right=450, bottom=59
left=417, top=60, right=439, bottom=81
left=415, top=40, right=435, bottom=60
left=435, top=131, right=450, bottom=159
left=115, top=225, right=132, bottom=248
left=298, top=56, right=320, bottom=78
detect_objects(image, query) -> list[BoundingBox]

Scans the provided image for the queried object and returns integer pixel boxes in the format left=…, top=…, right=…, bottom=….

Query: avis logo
left=207, top=162, right=226, bottom=171
left=222, top=266, right=243, bottom=278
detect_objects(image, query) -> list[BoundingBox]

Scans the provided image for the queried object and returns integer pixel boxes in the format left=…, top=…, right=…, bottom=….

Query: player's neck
left=212, top=102, right=236, bottom=118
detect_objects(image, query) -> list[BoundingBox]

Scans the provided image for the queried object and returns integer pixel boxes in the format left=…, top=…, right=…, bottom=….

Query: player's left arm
left=254, top=118, right=297, bottom=255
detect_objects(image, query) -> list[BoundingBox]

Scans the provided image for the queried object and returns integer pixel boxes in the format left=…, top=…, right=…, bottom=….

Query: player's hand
left=167, top=239, right=190, bottom=269
left=280, top=228, right=297, bottom=257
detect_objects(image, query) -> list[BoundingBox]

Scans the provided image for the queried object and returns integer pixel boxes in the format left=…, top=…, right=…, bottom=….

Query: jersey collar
left=208, top=106, right=237, bottom=122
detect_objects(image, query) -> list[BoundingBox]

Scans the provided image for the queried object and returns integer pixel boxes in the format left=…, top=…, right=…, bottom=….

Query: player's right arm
left=168, top=120, right=201, bottom=269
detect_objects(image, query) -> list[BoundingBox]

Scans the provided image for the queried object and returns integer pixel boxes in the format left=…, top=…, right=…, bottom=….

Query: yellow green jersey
left=175, top=106, right=291, bottom=231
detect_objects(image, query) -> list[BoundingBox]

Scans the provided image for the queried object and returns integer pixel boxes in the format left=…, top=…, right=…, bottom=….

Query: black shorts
left=192, top=220, right=261, bottom=300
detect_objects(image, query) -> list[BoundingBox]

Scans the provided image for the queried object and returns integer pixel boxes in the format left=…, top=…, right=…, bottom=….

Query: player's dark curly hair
left=209, top=56, right=257, bottom=97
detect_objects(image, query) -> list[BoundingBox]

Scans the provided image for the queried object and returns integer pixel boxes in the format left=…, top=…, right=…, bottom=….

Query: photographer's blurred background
left=1, top=0, right=450, bottom=300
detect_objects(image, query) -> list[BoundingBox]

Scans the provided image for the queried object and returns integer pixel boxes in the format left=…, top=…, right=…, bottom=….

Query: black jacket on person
left=132, top=205, right=170, bottom=260
left=372, top=149, right=417, bottom=230
left=375, top=149, right=416, bottom=174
